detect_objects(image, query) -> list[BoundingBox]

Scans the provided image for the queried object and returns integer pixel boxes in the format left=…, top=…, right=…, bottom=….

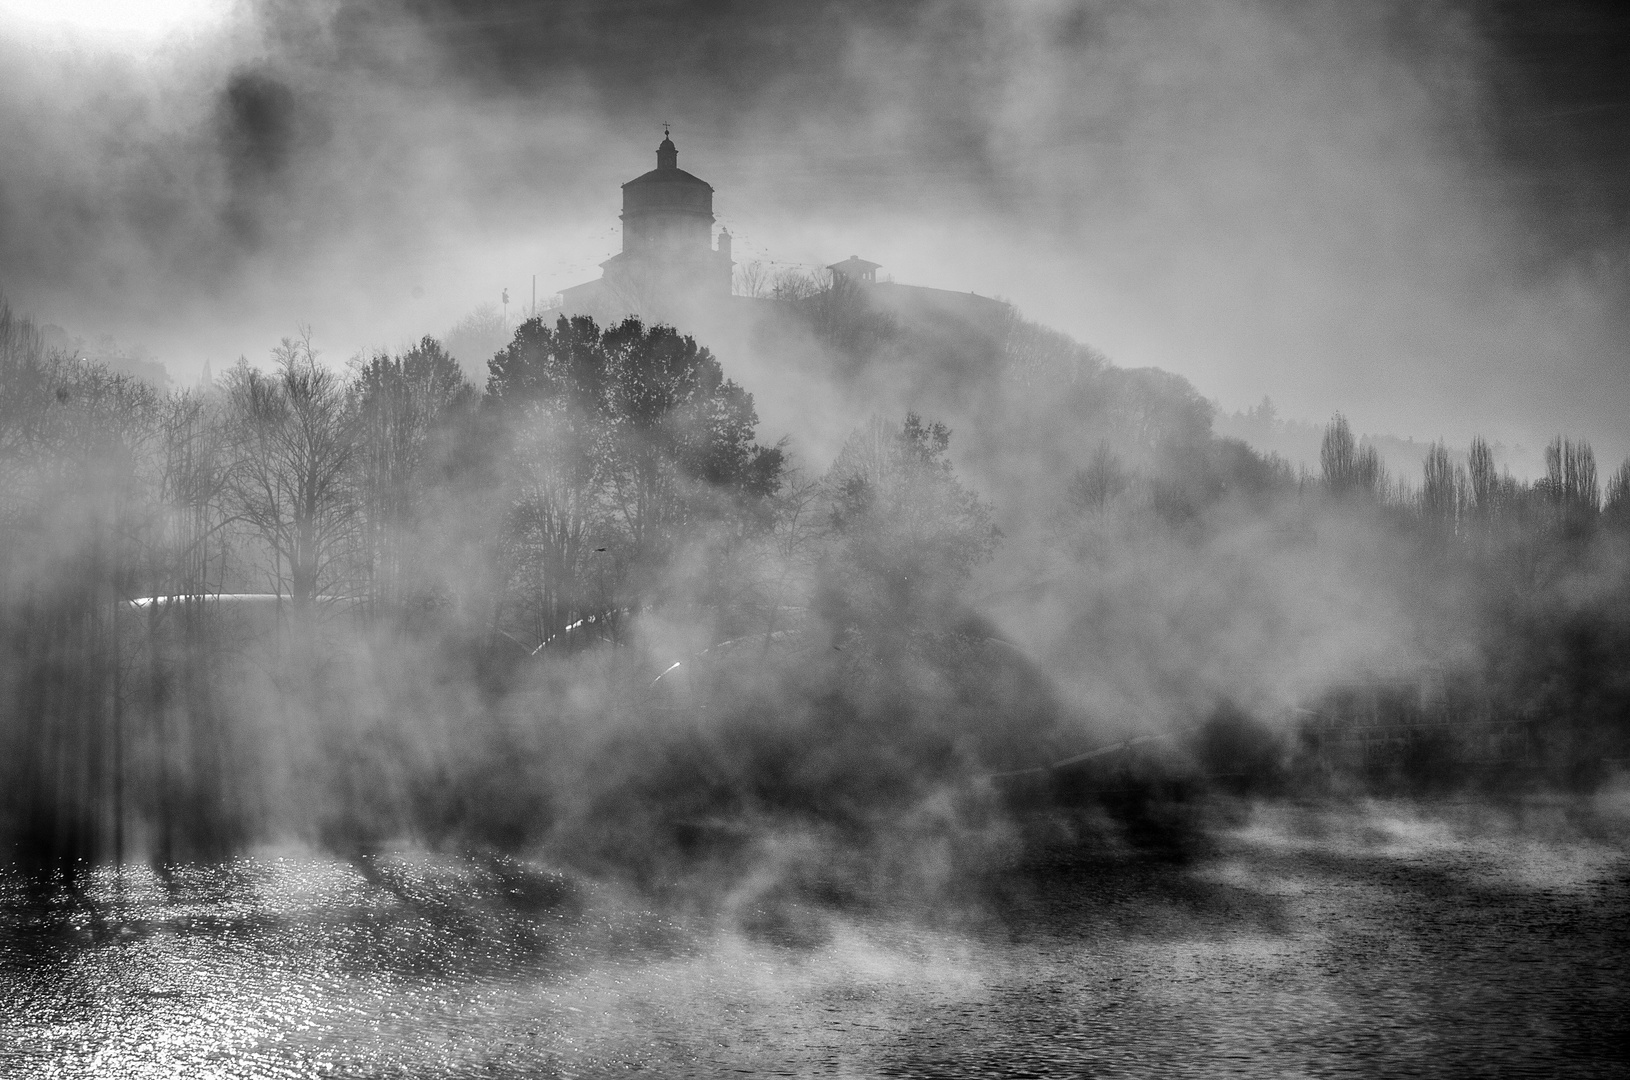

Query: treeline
left=1034, top=400, right=1630, bottom=793
left=1319, top=414, right=1629, bottom=784
left=1313, top=411, right=1627, bottom=528
left=1, top=297, right=1018, bottom=887
left=0, top=311, right=802, bottom=654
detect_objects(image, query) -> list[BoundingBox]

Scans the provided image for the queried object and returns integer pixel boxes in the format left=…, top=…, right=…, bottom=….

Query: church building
left=553, top=130, right=1008, bottom=336
left=558, top=131, right=733, bottom=319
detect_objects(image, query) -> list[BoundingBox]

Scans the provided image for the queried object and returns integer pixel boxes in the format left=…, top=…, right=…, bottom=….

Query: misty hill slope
left=713, top=280, right=1275, bottom=528
left=681, top=282, right=1620, bottom=779
left=671, top=283, right=1366, bottom=732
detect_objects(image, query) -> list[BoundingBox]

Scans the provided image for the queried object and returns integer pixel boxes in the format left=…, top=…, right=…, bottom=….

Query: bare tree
left=1321, top=413, right=1384, bottom=499
left=770, top=268, right=823, bottom=301
left=224, top=332, right=358, bottom=613
left=1421, top=440, right=1463, bottom=534
left=1541, top=437, right=1599, bottom=514
left=733, top=259, right=773, bottom=299
left=1068, top=440, right=1130, bottom=512
left=1468, top=435, right=1497, bottom=519
left=1320, top=414, right=1356, bottom=494
left=1605, top=458, right=1630, bottom=524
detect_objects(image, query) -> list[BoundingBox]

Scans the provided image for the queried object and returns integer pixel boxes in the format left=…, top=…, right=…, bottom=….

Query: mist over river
left=7, top=3, right=1630, bottom=1076
left=5, top=797, right=1626, bottom=1079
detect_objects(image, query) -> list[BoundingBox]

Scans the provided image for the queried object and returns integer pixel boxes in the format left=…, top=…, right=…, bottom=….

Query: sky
left=1, top=0, right=1626, bottom=469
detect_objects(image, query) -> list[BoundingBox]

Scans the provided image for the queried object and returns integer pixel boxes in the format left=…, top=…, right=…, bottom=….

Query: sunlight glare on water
left=3, top=804, right=1628, bottom=1077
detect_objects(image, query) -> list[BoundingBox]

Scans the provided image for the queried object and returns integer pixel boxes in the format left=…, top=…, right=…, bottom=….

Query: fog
left=2, top=1, right=1626, bottom=465
left=4, top=4, right=1629, bottom=1075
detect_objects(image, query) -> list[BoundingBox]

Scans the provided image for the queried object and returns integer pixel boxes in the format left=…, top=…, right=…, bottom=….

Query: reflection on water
left=3, top=801, right=1627, bottom=1078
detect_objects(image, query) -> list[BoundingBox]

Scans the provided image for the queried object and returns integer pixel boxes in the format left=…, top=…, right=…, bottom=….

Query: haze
left=0, top=0, right=1625, bottom=466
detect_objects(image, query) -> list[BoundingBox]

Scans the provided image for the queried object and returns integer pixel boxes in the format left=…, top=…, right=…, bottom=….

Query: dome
left=623, top=167, right=712, bottom=190
left=622, top=134, right=714, bottom=219
left=626, top=134, right=712, bottom=191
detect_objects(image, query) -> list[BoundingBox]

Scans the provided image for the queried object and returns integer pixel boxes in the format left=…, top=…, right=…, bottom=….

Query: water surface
left=4, top=800, right=1626, bottom=1078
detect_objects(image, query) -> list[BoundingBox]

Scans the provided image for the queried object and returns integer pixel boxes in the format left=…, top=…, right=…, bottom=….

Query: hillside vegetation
left=3, top=284, right=1627, bottom=905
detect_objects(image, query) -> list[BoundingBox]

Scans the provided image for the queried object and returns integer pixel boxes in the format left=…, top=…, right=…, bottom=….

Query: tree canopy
left=487, top=315, right=784, bottom=644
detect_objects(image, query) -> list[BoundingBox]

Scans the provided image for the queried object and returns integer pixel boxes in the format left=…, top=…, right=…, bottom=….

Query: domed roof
left=624, top=167, right=712, bottom=190
left=624, top=131, right=712, bottom=190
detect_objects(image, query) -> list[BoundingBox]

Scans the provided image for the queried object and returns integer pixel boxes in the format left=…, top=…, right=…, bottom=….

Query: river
left=4, top=797, right=1627, bottom=1078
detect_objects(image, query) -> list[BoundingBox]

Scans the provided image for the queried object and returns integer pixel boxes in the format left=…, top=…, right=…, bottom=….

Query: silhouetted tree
left=487, top=315, right=783, bottom=644
left=487, top=315, right=614, bottom=646
left=601, top=318, right=781, bottom=558
left=733, top=259, right=773, bottom=299
left=223, top=332, right=357, bottom=613
left=1421, top=440, right=1463, bottom=534
left=1468, top=435, right=1498, bottom=519
left=1321, top=413, right=1384, bottom=499
left=1605, top=459, right=1630, bottom=526
left=770, top=268, right=822, bottom=302
left=1541, top=437, right=1599, bottom=518
left=1320, top=413, right=1355, bottom=493
left=350, top=336, right=475, bottom=617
